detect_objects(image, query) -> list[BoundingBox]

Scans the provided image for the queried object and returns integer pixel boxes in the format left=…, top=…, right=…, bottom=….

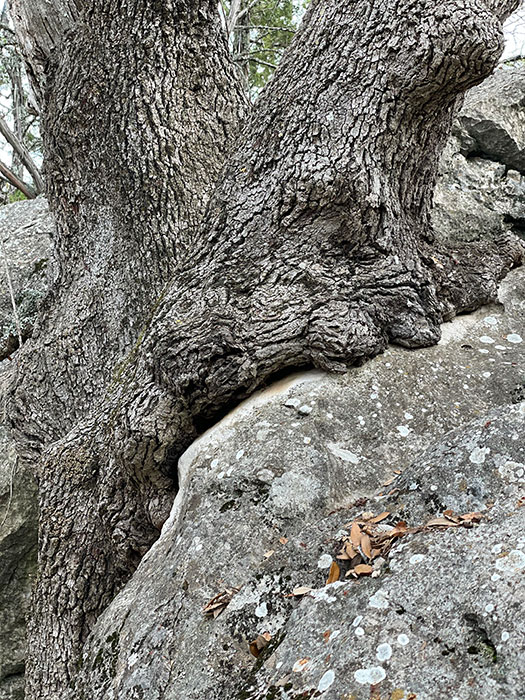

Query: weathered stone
left=76, top=266, right=525, bottom=699
left=433, top=63, right=525, bottom=243
left=0, top=197, right=53, bottom=360
left=0, top=365, right=37, bottom=700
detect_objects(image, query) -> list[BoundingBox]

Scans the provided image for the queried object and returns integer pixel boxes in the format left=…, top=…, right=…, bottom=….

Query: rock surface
left=76, top=267, right=525, bottom=699
left=1, top=63, right=525, bottom=700
left=0, top=197, right=53, bottom=360
left=433, top=62, right=525, bottom=243
left=0, top=365, right=37, bottom=700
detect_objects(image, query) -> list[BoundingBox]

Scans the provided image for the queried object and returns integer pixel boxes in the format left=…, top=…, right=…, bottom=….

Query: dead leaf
left=249, top=632, right=272, bottom=658
left=350, top=521, right=361, bottom=546
left=354, top=564, right=373, bottom=576
left=326, top=561, right=340, bottom=585
left=426, top=517, right=456, bottom=528
left=203, top=587, right=241, bottom=618
left=279, top=536, right=288, bottom=545
left=360, top=533, right=372, bottom=559
left=291, top=586, right=313, bottom=597
left=264, top=549, right=275, bottom=558
left=369, top=511, right=390, bottom=523
left=345, top=543, right=357, bottom=558
left=460, top=511, right=483, bottom=522
left=323, top=629, right=332, bottom=643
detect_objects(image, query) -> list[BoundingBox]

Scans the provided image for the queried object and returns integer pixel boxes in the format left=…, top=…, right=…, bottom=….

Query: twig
left=236, top=25, right=296, bottom=32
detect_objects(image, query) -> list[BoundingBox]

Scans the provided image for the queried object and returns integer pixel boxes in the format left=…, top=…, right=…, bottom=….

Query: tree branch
left=0, top=158, right=36, bottom=198
left=0, top=115, right=43, bottom=192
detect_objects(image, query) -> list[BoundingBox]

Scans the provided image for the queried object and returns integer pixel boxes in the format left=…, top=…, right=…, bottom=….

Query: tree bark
left=8, top=0, right=523, bottom=698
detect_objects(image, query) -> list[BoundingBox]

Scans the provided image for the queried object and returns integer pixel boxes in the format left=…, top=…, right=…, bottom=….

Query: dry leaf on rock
left=249, top=632, right=272, bottom=658
left=203, top=587, right=241, bottom=618
left=326, top=561, right=340, bottom=585
left=289, top=586, right=313, bottom=597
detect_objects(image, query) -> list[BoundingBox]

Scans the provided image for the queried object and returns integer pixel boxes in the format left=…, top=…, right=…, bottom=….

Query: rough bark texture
left=6, top=0, right=524, bottom=698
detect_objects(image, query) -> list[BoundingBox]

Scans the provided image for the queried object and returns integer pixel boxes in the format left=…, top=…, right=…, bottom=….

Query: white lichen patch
left=396, top=425, right=410, bottom=437
left=317, top=553, right=333, bottom=569
left=255, top=601, right=268, bottom=618
left=479, top=336, right=495, bottom=344
left=354, top=667, right=386, bottom=685
left=397, top=634, right=410, bottom=646
left=368, top=590, right=389, bottom=609
left=495, top=549, right=525, bottom=574
left=327, top=442, right=360, bottom=464
left=355, top=627, right=365, bottom=637
left=376, top=643, right=392, bottom=661
left=317, top=669, right=335, bottom=692
left=506, top=333, right=522, bottom=343
left=469, top=446, right=490, bottom=464
left=409, top=554, right=425, bottom=565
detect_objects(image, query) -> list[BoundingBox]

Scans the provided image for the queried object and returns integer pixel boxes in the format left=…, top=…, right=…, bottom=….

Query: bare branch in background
left=0, top=159, right=35, bottom=198
left=0, top=116, right=43, bottom=192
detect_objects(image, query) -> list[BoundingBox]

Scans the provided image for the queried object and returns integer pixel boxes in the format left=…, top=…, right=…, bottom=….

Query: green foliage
left=225, top=0, right=310, bottom=97
left=7, top=189, right=26, bottom=203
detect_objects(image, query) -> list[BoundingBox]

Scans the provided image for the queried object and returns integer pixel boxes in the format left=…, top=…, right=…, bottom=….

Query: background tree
left=0, top=2, right=41, bottom=200
left=6, top=0, right=524, bottom=697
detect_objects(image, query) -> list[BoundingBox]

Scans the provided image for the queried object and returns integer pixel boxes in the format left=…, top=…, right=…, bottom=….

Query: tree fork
left=8, top=0, right=523, bottom=697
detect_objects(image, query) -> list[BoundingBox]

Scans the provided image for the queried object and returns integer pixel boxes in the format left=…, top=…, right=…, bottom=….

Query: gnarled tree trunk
left=7, top=0, right=523, bottom=697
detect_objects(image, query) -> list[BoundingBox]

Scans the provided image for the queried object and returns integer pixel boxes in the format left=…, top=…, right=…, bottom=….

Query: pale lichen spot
left=495, top=549, right=525, bottom=574
left=317, top=669, right=335, bottom=692
left=368, top=590, right=389, bottom=609
left=354, top=667, right=386, bottom=685
left=469, top=446, right=490, bottom=464
left=409, top=554, right=425, bottom=565
left=376, top=642, right=392, bottom=661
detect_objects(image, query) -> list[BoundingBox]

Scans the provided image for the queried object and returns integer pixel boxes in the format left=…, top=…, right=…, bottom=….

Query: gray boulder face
left=0, top=197, right=53, bottom=360
left=0, top=367, right=37, bottom=700
left=433, top=62, right=525, bottom=243
left=76, top=267, right=525, bottom=699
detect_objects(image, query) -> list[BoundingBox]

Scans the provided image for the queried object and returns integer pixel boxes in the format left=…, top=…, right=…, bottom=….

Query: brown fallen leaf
left=264, top=549, right=275, bottom=558
left=426, top=517, right=457, bottom=528
left=354, top=563, right=373, bottom=575
left=460, top=511, right=483, bottom=522
left=279, top=536, right=289, bottom=545
left=369, top=511, right=390, bottom=523
left=326, top=561, right=340, bottom=585
left=360, top=533, right=372, bottom=559
left=345, top=542, right=357, bottom=558
left=203, top=587, right=241, bottom=618
left=350, top=521, right=361, bottom=547
left=249, top=632, right=272, bottom=658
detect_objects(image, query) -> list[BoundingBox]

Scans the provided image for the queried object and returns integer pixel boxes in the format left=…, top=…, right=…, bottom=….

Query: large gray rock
left=76, top=266, right=525, bottom=699
left=0, top=197, right=53, bottom=359
left=0, top=366, right=37, bottom=700
left=433, top=63, right=525, bottom=243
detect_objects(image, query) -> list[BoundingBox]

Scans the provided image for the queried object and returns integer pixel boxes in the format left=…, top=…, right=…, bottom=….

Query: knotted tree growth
left=8, top=0, right=523, bottom=696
